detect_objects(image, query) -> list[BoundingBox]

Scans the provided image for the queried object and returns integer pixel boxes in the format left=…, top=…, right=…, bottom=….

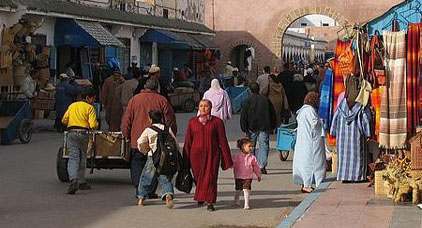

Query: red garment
left=101, top=76, right=123, bottom=131
left=407, top=23, right=422, bottom=136
left=183, top=116, right=233, bottom=204
left=122, top=90, right=177, bottom=149
left=327, top=40, right=350, bottom=146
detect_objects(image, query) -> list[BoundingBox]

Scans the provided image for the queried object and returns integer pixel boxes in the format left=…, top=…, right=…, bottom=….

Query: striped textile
left=407, top=24, right=421, bottom=136
left=318, top=68, right=334, bottom=130
left=330, top=99, right=371, bottom=181
left=327, top=40, right=351, bottom=146
left=379, top=30, right=407, bottom=149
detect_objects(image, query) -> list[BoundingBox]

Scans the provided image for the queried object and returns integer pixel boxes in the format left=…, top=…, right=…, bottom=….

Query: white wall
left=111, top=25, right=146, bottom=65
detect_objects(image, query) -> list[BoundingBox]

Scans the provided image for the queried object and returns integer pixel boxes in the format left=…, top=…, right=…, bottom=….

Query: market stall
left=318, top=0, right=422, bottom=204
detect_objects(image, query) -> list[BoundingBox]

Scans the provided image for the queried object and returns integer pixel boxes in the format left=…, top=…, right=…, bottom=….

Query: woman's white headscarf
left=210, top=79, right=222, bottom=91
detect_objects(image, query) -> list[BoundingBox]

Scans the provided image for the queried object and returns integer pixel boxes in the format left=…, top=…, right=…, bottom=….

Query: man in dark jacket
left=240, top=82, right=276, bottom=174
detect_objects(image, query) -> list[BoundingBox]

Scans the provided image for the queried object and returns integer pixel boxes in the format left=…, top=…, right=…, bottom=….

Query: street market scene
left=1, top=0, right=422, bottom=227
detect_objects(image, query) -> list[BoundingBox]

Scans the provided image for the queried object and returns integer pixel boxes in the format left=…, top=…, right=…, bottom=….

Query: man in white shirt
left=256, top=66, right=271, bottom=96
left=19, top=69, right=38, bottom=99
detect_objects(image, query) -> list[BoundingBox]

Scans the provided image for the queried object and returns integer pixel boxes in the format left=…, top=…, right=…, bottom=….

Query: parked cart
left=275, top=122, right=297, bottom=161
left=56, top=131, right=130, bottom=182
left=225, top=86, right=250, bottom=113
left=169, top=87, right=200, bottom=113
left=0, top=100, right=33, bottom=145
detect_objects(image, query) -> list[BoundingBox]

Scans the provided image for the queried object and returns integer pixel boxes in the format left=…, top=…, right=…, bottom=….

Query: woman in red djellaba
left=183, top=99, right=233, bottom=212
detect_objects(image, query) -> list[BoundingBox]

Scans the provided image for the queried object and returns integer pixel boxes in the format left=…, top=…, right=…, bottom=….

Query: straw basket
left=410, top=133, right=422, bottom=170
left=332, top=151, right=338, bottom=174
left=375, top=170, right=387, bottom=195
left=410, top=170, right=422, bottom=179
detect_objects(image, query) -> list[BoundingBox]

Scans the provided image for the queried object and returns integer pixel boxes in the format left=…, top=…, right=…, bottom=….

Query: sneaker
left=137, top=198, right=145, bottom=206
left=260, top=168, right=268, bottom=174
left=165, top=195, right=174, bottom=209
left=78, top=183, right=92, bottom=190
left=207, top=204, right=215, bottom=212
left=244, top=206, right=250, bottom=210
left=197, top=201, right=204, bottom=207
left=67, top=180, right=78, bottom=195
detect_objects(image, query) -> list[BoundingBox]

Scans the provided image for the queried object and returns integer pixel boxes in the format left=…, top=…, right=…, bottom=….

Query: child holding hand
left=232, top=138, right=262, bottom=210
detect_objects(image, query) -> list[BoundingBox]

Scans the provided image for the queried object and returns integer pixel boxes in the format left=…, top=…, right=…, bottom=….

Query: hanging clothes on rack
left=379, top=30, right=407, bottom=149
left=327, top=39, right=353, bottom=146
left=407, top=23, right=422, bottom=136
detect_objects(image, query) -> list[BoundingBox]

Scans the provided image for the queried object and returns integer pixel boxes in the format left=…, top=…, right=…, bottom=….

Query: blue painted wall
left=367, top=0, right=422, bottom=35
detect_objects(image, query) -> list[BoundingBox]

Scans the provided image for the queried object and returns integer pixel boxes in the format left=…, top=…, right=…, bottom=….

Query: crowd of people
left=56, top=58, right=333, bottom=212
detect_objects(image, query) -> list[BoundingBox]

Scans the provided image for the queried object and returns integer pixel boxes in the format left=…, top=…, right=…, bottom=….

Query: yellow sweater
left=62, top=101, right=98, bottom=130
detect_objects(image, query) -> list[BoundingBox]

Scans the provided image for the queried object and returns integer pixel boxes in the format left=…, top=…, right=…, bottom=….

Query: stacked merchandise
left=318, top=19, right=422, bottom=203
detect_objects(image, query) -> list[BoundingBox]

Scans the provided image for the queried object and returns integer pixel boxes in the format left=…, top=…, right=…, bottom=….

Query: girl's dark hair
left=237, top=138, right=253, bottom=149
left=149, top=110, right=163, bottom=124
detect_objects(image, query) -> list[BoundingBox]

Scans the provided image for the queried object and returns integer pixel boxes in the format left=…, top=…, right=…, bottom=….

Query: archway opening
left=229, top=44, right=255, bottom=74
left=281, top=14, right=340, bottom=67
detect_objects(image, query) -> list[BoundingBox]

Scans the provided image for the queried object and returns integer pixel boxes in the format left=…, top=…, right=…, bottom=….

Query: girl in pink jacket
left=232, top=138, right=262, bottom=210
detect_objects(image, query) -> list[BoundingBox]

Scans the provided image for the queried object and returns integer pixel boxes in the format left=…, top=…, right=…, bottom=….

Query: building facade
left=0, top=0, right=213, bottom=87
left=204, top=0, right=405, bottom=77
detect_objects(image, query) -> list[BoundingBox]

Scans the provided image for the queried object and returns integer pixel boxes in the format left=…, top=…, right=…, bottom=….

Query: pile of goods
left=382, top=154, right=422, bottom=204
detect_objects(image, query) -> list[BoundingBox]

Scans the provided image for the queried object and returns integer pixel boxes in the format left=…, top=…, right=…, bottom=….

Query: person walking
left=267, top=74, right=290, bottom=126
left=202, top=79, right=232, bottom=122
left=256, top=66, right=271, bottom=96
left=293, top=92, right=326, bottom=193
left=101, top=68, right=124, bottom=131
left=61, top=89, right=98, bottom=194
left=116, top=70, right=141, bottom=114
left=240, top=82, right=276, bottom=174
left=183, top=99, right=233, bottom=212
left=136, top=110, right=178, bottom=209
left=232, top=138, right=261, bottom=210
left=54, top=73, right=83, bottom=132
left=122, top=78, right=177, bottom=197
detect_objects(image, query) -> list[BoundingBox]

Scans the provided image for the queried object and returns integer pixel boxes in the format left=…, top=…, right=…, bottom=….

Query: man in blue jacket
left=54, top=73, right=84, bottom=132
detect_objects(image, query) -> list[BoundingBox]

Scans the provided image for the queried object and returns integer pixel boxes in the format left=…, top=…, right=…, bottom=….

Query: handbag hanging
left=368, top=31, right=386, bottom=88
left=338, top=40, right=355, bottom=76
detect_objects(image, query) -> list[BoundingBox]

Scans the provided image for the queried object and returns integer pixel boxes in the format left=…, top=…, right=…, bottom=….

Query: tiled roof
left=0, top=0, right=17, bottom=8
left=75, top=20, right=125, bottom=47
left=14, top=0, right=213, bottom=34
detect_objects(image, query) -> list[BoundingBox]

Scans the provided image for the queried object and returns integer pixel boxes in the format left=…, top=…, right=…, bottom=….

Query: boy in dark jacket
left=240, top=82, right=276, bottom=174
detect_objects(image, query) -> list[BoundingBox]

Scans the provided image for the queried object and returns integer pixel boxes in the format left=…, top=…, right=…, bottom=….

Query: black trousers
left=130, top=149, right=157, bottom=192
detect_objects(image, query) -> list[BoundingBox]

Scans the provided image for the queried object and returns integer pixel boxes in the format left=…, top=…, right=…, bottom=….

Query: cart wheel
left=183, top=98, right=196, bottom=113
left=278, top=150, right=290, bottom=161
left=57, top=147, right=69, bottom=182
left=18, top=119, right=32, bottom=144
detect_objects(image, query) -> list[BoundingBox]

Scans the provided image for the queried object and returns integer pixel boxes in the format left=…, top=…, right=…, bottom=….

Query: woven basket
left=375, top=170, right=387, bottom=195
left=332, top=151, right=338, bottom=174
left=410, top=133, right=422, bottom=170
left=410, top=170, right=422, bottom=179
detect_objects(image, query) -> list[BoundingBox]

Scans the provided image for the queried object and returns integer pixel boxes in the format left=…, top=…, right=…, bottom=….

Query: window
left=300, top=23, right=307, bottom=27
left=163, top=9, right=169, bottom=19
left=322, top=23, right=330, bottom=27
left=119, top=3, right=128, bottom=11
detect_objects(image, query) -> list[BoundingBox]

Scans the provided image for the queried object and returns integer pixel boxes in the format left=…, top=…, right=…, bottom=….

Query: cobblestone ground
left=0, top=113, right=305, bottom=228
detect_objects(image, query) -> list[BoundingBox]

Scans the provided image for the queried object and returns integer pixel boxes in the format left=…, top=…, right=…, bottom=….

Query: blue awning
left=140, top=29, right=205, bottom=50
left=55, top=19, right=124, bottom=48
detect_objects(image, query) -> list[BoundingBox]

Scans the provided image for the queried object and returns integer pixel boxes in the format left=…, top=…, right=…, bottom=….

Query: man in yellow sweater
left=62, top=88, right=98, bottom=194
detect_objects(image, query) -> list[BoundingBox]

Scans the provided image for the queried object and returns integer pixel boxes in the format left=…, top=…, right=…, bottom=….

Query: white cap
left=232, top=67, right=239, bottom=72
left=149, top=65, right=160, bottom=74
left=59, top=73, right=70, bottom=79
left=173, top=67, right=179, bottom=71
left=227, top=61, right=232, bottom=65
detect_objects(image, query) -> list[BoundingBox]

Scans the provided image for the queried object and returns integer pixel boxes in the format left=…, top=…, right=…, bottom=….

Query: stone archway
left=272, top=6, right=350, bottom=58
left=224, top=40, right=262, bottom=80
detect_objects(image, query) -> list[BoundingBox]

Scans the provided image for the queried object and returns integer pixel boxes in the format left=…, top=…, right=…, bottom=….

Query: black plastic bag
left=175, top=168, right=193, bottom=194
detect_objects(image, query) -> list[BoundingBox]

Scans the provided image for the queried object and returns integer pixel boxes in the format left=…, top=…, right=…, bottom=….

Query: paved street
left=0, top=113, right=305, bottom=228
